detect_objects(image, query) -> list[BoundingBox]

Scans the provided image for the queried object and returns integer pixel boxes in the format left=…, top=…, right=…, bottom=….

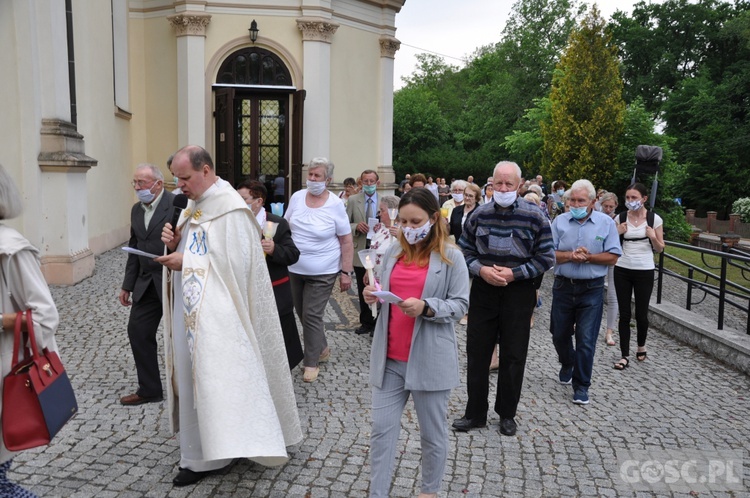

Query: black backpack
left=618, top=210, right=655, bottom=249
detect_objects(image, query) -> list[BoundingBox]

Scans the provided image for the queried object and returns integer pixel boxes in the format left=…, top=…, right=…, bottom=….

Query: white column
left=168, top=12, right=211, bottom=147
left=7, top=1, right=97, bottom=284
left=377, top=37, right=400, bottom=186
left=297, top=18, right=339, bottom=161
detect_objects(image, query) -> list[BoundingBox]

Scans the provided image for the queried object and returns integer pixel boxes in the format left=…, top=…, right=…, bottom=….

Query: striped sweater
left=458, top=197, right=555, bottom=281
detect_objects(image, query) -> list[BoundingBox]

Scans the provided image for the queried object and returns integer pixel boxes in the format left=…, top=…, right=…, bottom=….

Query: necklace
left=628, top=210, right=646, bottom=226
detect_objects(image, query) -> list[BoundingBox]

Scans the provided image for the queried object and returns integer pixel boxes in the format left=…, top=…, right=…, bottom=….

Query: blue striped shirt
left=459, top=198, right=555, bottom=281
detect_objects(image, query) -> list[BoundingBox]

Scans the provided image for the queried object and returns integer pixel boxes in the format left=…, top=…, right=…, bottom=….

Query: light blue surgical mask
left=363, top=184, right=377, bottom=195
left=570, top=206, right=589, bottom=220
left=557, top=189, right=565, bottom=196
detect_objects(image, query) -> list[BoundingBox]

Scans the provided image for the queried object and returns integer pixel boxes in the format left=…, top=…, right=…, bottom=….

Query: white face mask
left=136, top=184, right=157, bottom=204
left=401, top=219, right=433, bottom=245
left=306, top=180, right=327, bottom=196
left=626, top=200, right=643, bottom=211
left=451, top=193, right=464, bottom=203
left=493, top=190, right=517, bottom=208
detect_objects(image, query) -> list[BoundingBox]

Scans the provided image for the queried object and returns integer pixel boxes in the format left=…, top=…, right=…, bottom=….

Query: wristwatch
left=421, top=301, right=432, bottom=317
left=340, top=269, right=355, bottom=278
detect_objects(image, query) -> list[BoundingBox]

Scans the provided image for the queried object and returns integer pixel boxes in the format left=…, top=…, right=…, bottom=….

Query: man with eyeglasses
left=346, top=169, right=380, bottom=336
left=119, top=163, right=175, bottom=405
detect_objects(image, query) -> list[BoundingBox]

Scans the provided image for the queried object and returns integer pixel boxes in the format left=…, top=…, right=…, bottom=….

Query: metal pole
left=718, top=244, right=728, bottom=330
left=686, top=268, right=693, bottom=311
left=657, top=251, right=664, bottom=304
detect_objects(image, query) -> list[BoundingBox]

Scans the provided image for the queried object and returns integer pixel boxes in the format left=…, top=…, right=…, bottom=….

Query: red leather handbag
left=2, top=310, right=78, bottom=451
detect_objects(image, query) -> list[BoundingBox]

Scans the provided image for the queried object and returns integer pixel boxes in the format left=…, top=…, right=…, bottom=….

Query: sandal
left=303, top=367, right=319, bottom=383
left=636, top=350, right=647, bottom=361
left=613, top=357, right=629, bottom=370
left=605, top=331, right=615, bottom=346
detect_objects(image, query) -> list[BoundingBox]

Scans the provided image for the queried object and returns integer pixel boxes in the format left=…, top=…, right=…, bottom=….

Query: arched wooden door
left=214, top=47, right=304, bottom=207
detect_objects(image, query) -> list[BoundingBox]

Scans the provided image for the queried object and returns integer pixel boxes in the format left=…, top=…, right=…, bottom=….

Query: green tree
left=541, top=6, right=625, bottom=188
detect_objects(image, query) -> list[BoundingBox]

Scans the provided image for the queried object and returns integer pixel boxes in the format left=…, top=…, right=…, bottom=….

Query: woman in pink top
left=363, top=188, right=470, bottom=498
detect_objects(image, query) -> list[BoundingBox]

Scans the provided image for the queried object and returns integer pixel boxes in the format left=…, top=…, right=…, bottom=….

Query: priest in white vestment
left=156, top=145, right=302, bottom=487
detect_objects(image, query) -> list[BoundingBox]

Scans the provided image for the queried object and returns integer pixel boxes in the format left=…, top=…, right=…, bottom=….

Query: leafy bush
left=657, top=203, right=692, bottom=242
left=731, top=197, right=750, bottom=223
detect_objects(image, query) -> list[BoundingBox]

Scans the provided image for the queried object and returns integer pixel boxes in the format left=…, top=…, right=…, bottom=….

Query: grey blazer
left=369, top=244, right=470, bottom=391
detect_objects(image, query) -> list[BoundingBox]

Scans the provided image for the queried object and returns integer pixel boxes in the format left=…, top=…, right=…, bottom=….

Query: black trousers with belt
left=463, top=277, right=536, bottom=421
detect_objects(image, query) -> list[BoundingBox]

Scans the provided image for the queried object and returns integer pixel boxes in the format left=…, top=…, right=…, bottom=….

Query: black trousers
left=354, top=265, right=376, bottom=329
left=463, top=277, right=536, bottom=420
left=613, top=266, right=654, bottom=358
left=127, top=281, right=163, bottom=398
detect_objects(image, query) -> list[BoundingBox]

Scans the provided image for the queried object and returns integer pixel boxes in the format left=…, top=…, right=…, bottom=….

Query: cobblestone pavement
left=10, top=247, right=750, bottom=497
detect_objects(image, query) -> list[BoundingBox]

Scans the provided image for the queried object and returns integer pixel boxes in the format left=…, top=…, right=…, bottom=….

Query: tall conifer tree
left=541, top=6, right=625, bottom=188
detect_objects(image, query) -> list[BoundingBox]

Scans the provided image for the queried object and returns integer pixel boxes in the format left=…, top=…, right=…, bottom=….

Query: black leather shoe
left=355, top=325, right=374, bottom=335
left=499, top=417, right=517, bottom=436
left=452, top=417, right=486, bottom=432
left=173, top=468, right=212, bottom=487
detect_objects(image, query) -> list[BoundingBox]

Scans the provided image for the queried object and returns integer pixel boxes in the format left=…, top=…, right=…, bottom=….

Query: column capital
left=379, top=36, right=401, bottom=59
left=296, top=17, right=339, bottom=43
left=167, top=12, right=211, bottom=37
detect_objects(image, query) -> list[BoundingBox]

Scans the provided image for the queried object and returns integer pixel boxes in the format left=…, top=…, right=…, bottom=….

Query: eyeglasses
left=131, top=179, right=157, bottom=188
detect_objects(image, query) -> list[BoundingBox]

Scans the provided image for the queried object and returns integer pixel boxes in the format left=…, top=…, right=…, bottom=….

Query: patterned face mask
left=401, top=219, right=433, bottom=245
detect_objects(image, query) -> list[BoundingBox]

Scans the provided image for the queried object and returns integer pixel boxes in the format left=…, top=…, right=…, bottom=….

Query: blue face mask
left=570, top=206, right=589, bottom=220
left=557, top=189, right=565, bottom=196
left=362, top=184, right=377, bottom=195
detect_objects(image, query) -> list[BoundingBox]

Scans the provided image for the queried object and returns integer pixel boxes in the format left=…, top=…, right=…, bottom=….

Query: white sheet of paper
left=371, top=290, right=404, bottom=304
left=121, top=246, right=160, bottom=259
left=366, top=217, right=378, bottom=240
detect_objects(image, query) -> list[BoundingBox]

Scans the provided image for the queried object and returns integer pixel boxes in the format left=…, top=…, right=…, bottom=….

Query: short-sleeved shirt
left=616, top=213, right=663, bottom=270
left=285, top=190, right=351, bottom=275
left=552, top=210, right=622, bottom=279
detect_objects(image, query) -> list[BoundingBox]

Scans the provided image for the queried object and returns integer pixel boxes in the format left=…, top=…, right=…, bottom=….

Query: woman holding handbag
left=363, top=188, right=469, bottom=497
left=0, top=164, right=60, bottom=498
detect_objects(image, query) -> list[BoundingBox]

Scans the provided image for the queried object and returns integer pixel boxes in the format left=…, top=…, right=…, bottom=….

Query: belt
left=271, top=276, right=290, bottom=287
left=555, top=275, right=605, bottom=285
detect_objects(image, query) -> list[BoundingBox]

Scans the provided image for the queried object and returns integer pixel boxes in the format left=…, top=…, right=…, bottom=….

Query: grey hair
left=450, top=179, right=468, bottom=191
left=600, top=192, right=618, bottom=206
left=379, top=195, right=400, bottom=210
left=0, top=164, right=23, bottom=220
left=527, top=184, right=543, bottom=198
left=562, top=189, right=571, bottom=201
left=493, top=161, right=523, bottom=180
left=136, top=163, right=164, bottom=181
left=309, top=157, right=335, bottom=180
left=569, top=179, right=596, bottom=200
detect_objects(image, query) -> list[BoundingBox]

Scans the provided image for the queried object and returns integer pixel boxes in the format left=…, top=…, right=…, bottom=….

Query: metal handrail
left=656, top=241, right=750, bottom=334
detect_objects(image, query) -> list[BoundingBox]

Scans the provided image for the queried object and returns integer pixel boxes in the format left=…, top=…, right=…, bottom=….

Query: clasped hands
left=479, top=265, right=515, bottom=287
left=570, top=246, right=591, bottom=263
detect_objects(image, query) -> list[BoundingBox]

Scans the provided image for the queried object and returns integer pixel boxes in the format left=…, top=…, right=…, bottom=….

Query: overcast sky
left=393, top=1, right=641, bottom=89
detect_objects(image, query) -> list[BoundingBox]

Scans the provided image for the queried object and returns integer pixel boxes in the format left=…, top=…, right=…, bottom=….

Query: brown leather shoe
left=120, top=393, right=163, bottom=406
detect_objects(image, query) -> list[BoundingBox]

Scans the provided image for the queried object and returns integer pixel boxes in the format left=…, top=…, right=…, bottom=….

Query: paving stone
left=6, top=246, right=749, bottom=497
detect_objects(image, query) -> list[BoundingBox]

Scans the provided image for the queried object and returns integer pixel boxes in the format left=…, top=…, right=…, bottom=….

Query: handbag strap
left=10, top=309, right=39, bottom=367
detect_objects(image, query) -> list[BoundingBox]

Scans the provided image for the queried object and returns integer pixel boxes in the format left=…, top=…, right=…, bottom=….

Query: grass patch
left=659, top=245, right=750, bottom=297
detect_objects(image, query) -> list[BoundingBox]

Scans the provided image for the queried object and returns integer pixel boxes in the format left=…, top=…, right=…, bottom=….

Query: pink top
left=387, top=259, right=429, bottom=361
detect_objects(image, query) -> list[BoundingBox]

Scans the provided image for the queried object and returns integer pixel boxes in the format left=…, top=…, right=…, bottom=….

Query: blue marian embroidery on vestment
left=189, top=229, right=208, bottom=255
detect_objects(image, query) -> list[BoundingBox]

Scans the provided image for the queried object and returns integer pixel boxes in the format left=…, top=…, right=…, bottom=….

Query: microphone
left=170, top=194, right=188, bottom=230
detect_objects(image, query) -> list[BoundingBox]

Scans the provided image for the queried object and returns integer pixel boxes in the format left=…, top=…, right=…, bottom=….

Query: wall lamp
left=249, top=20, right=259, bottom=43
